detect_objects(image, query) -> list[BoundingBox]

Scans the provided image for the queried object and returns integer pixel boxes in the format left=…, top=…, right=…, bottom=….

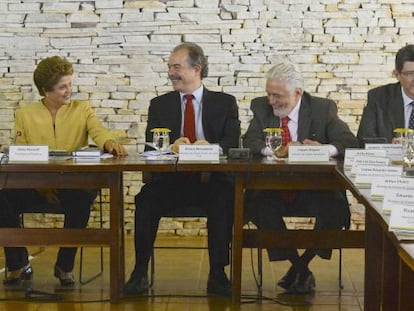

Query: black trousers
left=0, top=189, right=97, bottom=272
left=245, top=190, right=350, bottom=261
left=133, top=173, right=234, bottom=274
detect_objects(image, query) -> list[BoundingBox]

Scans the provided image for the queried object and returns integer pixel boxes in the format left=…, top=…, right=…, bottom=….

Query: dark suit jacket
left=243, top=92, right=358, bottom=233
left=357, top=82, right=405, bottom=146
left=243, top=92, right=359, bottom=156
left=145, top=87, right=240, bottom=155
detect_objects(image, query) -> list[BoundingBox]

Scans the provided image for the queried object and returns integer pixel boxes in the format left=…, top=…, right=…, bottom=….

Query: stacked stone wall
left=2, top=0, right=409, bottom=234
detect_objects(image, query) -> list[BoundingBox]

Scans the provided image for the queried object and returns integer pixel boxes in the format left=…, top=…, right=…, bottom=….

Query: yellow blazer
left=14, top=100, right=114, bottom=151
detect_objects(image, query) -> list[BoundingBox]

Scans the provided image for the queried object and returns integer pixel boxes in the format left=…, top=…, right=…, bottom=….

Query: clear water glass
left=263, top=128, right=282, bottom=160
left=151, top=128, right=170, bottom=157
left=394, top=128, right=414, bottom=166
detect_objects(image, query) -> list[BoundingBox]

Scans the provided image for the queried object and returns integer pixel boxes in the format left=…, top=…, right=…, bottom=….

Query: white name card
left=371, top=177, right=414, bottom=200
left=350, top=155, right=390, bottom=175
left=383, top=189, right=414, bottom=215
left=365, top=143, right=403, bottom=161
left=354, top=165, right=403, bottom=188
left=344, top=148, right=387, bottom=170
left=9, top=145, right=49, bottom=162
left=288, top=145, right=329, bottom=162
left=178, top=144, right=220, bottom=162
left=388, top=190, right=414, bottom=232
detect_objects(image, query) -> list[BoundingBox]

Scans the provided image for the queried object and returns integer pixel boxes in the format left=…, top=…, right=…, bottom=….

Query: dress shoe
left=286, top=269, right=315, bottom=294
left=54, top=265, right=75, bottom=287
left=3, top=264, right=33, bottom=286
left=207, top=272, right=232, bottom=297
left=123, top=273, right=149, bottom=296
left=277, top=265, right=297, bottom=290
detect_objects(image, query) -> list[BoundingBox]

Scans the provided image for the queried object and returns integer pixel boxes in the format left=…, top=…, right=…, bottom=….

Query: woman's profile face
left=44, top=75, right=72, bottom=106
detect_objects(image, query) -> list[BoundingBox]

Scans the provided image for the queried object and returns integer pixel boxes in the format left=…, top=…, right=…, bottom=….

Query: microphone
left=228, top=134, right=251, bottom=160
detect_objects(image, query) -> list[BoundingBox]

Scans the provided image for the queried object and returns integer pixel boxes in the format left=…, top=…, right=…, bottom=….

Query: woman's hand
left=104, top=140, right=128, bottom=156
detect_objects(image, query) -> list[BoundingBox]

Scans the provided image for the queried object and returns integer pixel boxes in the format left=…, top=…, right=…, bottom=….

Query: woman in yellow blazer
left=1, top=56, right=127, bottom=286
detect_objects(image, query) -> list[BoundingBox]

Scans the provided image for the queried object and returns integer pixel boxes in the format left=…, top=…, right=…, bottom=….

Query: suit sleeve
left=325, top=102, right=359, bottom=156
left=218, top=96, right=241, bottom=154
left=356, top=90, right=380, bottom=147
left=243, top=99, right=267, bottom=156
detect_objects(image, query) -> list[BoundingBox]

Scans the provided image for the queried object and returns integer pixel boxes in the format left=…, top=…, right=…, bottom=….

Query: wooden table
left=0, top=155, right=176, bottom=302
left=177, top=157, right=365, bottom=304
left=3, top=155, right=412, bottom=307
left=339, top=170, right=414, bottom=311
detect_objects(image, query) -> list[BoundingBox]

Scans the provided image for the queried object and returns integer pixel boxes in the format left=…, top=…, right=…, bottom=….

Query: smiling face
left=266, top=78, right=302, bottom=117
left=167, top=48, right=202, bottom=94
left=43, top=75, right=72, bottom=107
left=395, top=61, right=414, bottom=100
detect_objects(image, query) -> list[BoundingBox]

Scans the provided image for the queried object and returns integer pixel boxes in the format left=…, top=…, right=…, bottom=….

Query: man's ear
left=295, top=87, right=303, bottom=97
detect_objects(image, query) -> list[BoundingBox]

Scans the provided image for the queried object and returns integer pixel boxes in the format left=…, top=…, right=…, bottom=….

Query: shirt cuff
left=328, top=144, right=339, bottom=157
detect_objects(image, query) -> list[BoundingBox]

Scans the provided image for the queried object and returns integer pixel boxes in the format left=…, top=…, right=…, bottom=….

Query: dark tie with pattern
left=184, top=94, right=196, bottom=143
left=409, top=102, right=414, bottom=130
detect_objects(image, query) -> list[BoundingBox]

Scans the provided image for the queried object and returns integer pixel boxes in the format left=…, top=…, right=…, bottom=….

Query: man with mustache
left=357, top=44, right=414, bottom=146
left=123, top=42, right=240, bottom=297
left=243, top=61, right=358, bottom=294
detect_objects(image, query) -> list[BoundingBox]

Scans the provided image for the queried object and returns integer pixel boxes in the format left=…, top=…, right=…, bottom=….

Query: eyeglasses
left=400, top=71, right=414, bottom=78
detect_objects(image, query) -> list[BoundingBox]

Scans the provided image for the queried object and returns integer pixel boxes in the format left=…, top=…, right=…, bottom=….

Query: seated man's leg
left=284, top=190, right=350, bottom=294
left=245, top=190, right=303, bottom=291
left=204, top=174, right=234, bottom=296
left=245, top=190, right=299, bottom=261
left=124, top=174, right=187, bottom=295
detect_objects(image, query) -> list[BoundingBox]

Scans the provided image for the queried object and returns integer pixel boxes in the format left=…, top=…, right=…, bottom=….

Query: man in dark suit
left=123, top=42, right=240, bottom=297
left=243, top=61, right=358, bottom=294
left=357, top=44, right=414, bottom=146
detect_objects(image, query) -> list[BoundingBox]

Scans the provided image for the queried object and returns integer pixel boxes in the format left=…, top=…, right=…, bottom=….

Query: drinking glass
left=393, top=128, right=414, bottom=166
left=150, top=128, right=171, bottom=157
left=263, top=128, right=283, bottom=160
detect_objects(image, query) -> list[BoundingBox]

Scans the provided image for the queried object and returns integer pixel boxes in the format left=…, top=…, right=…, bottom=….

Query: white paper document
left=389, top=193, right=414, bottom=233
left=344, top=148, right=387, bottom=170
left=383, top=189, right=414, bottom=214
left=371, top=177, right=414, bottom=200
left=354, top=165, right=403, bottom=188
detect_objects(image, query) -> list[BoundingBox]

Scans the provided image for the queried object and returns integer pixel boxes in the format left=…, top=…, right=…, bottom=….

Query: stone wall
left=1, top=0, right=410, bottom=234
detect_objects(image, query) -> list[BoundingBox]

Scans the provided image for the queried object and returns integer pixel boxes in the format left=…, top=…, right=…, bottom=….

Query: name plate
left=365, top=143, right=403, bottom=161
left=178, top=144, right=220, bottom=162
left=344, top=148, right=387, bottom=170
left=388, top=189, right=414, bottom=232
left=354, top=165, right=403, bottom=187
left=288, top=145, right=329, bottom=162
left=383, top=189, right=414, bottom=215
left=371, top=177, right=414, bottom=200
left=9, top=145, right=49, bottom=162
left=350, top=155, right=390, bottom=175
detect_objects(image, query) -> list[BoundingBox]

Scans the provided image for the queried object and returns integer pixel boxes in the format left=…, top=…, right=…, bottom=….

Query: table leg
left=109, top=172, right=124, bottom=302
left=232, top=173, right=244, bottom=304
left=364, top=208, right=383, bottom=311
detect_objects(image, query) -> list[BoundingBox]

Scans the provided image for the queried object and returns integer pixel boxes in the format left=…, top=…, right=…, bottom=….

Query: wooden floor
left=0, top=235, right=364, bottom=310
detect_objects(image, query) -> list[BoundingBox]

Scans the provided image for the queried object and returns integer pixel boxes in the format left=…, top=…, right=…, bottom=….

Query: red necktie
left=184, top=94, right=196, bottom=143
left=281, top=116, right=291, bottom=145
left=280, top=116, right=296, bottom=205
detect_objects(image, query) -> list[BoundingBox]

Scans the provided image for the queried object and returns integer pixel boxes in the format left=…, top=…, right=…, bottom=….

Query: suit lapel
left=168, top=92, right=183, bottom=140
left=297, top=94, right=312, bottom=141
left=389, top=86, right=405, bottom=129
